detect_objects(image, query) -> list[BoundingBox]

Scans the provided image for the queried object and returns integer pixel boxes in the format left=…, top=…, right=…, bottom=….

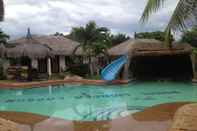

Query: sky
left=0, top=0, right=179, bottom=39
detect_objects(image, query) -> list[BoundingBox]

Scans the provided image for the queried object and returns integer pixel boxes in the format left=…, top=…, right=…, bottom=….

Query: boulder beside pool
left=169, top=103, right=197, bottom=131
left=64, top=75, right=83, bottom=80
left=0, top=117, right=19, bottom=131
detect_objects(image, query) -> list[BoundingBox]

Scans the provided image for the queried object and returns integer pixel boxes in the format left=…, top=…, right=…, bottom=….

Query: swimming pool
left=0, top=81, right=197, bottom=121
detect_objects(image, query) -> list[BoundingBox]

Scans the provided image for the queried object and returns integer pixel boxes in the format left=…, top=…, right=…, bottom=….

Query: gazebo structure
left=108, top=39, right=193, bottom=80
left=7, top=29, right=83, bottom=78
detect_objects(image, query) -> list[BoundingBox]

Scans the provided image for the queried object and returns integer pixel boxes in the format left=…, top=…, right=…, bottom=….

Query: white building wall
left=59, top=56, right=66, bottom=72
left=31, top=59, right=38, bottom=69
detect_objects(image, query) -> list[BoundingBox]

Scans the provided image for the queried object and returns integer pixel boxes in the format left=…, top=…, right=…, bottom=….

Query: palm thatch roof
left=0, top=0, right=4, bottom=21
left=9, top=35, right=83, bottom=56
left=108, top=39, right=193, bottom=57
left=7, top=43, right=52, bottom=59
left=7, top=37, right=53, bottom=59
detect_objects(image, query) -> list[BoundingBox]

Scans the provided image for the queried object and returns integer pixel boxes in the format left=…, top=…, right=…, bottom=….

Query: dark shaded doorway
left=38, top=58, right=47, bottom=73
left=51, top=56, right=59, bottom=73
left=130, top=54, right=193, bottom=80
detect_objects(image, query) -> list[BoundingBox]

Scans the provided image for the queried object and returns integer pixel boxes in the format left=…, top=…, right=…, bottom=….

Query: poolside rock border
left=0, top=79, right=130, bottom=88
left=0, top=102, right=191, bottom=131
left=169, top=103, right=197, bottom=131
left=133, top=102, right=191, bottom=122
left=0, top=117, right=19, bottom=131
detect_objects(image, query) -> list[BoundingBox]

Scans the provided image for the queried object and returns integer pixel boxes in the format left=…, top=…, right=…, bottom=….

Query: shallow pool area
left=0, top=81, right=197, bottom=121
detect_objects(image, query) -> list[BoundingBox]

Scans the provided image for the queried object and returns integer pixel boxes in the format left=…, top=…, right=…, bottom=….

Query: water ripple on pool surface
left=0, top=81, right=197, bottom=121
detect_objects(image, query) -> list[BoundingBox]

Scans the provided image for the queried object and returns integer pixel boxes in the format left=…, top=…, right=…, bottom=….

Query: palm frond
left=166, top=0, right=197, bottom=31
left=164, top=0, right=197, bottom=45
left=97, top=27, right=109, bottom=33
left=140, top=0, right=167, bottom=23
left=164, top=27, right=172, bottom=47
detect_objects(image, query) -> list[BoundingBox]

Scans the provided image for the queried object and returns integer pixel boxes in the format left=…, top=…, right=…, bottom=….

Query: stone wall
left=169, top=103, right=197, bottom=131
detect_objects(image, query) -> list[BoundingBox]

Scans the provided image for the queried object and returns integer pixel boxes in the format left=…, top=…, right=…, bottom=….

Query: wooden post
left=31, top=59, right=38, bottom=69
left=47, top=58, right=52, bottom=76
left=59, top=56, right=66, bottom=72
left=123, top=56, right=131, bottom=80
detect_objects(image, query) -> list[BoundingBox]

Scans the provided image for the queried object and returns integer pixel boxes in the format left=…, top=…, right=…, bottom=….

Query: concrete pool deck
left=0, top=102, right=191, bottom=131
left=0, top=79, right=130, bottom=89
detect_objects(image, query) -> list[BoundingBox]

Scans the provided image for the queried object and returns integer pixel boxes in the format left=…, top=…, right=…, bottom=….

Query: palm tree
left=69, top=21, right=111, bottom=76
left=141, top=0, right=197, bottom=48
left=111, top=33, right=130, bottom=46
left=0, top=29, right=9, bottom=45
left=0, top=0, right=4, bottom=21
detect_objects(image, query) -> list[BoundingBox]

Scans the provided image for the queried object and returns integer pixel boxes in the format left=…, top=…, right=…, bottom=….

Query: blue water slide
left=101, top=55, right=128, bottom=81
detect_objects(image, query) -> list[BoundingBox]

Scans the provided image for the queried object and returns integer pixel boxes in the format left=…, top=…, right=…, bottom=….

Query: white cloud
left=0, top=0, right=179, bottom=39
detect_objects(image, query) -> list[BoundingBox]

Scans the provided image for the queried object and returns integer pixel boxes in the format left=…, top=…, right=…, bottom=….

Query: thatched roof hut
left=6, top=42, right=52, bottom=59
left=0, top=0, right=4, bottom=21
left=108, top=39, right=193, bottom=57
left=7, top=30, right=85, bottom=75
left=108, top=39, right=193, bottom=80
left=7, top=29, right=53, bottom=59
left=9, top=35, right=83, bottom=56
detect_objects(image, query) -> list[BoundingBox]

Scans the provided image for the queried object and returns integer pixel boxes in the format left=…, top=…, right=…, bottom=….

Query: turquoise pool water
left=0, top=82, right=197, bottom=121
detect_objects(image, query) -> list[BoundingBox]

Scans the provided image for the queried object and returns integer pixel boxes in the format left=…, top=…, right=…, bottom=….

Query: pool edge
left=0, top=79, right=130, bottom=89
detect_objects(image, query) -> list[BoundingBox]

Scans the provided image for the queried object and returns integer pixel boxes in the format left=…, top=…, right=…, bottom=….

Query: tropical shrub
left=111, top=33, right=130, bottom=46
left=135, top=31, right=174, bottom=42
left=181, top=26, right=197, bottom=47
left=67, top=64, right=90, bottom=77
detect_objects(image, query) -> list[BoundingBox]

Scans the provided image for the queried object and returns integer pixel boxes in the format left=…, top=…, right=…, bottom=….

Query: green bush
left=67, top=64, right=90, bottom=77
left=85, top=75, right=101, bottom=80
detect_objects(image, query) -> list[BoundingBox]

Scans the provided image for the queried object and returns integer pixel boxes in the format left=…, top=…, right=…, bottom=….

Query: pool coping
left=0, top=102, right=191, bottom=131
left=0, top=79, right=130, bottom=89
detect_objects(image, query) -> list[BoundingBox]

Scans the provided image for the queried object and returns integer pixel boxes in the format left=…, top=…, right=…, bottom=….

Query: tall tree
left=0, top=29, right=9, bottom=45
left=0, top=0, right=4, bottom=21
left=141, top=0, right=197, bottom=47
left=135, top=31, right=174, bottom=42
left=181, top=26, right=197, bottom=47
left=54, top=32, right=65, bottom=37
left=69, top=21, right=111, bottom=75
left=111, top=33, right=130, bottom=46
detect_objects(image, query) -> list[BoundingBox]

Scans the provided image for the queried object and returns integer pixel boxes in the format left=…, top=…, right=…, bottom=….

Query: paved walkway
left=170, top=103, right=197, bottom=131
left=0, top=102, right=190, bottom=131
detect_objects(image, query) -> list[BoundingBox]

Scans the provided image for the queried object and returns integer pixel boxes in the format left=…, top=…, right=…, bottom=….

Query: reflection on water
left=0, top=82, right=197, bottom=121
left=75, top=92, right=130, bottom=99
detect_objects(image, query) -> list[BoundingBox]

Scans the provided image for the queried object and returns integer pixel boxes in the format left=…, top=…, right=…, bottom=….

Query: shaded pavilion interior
left=130, top=54, right=193, bottom=80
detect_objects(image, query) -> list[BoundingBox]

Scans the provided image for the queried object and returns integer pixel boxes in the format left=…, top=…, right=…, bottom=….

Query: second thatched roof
left=108, top=39, right=193, bottom=57
left=9, top=35, right=83, bottom=56
left=6, top=42, right=53, bottom=59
